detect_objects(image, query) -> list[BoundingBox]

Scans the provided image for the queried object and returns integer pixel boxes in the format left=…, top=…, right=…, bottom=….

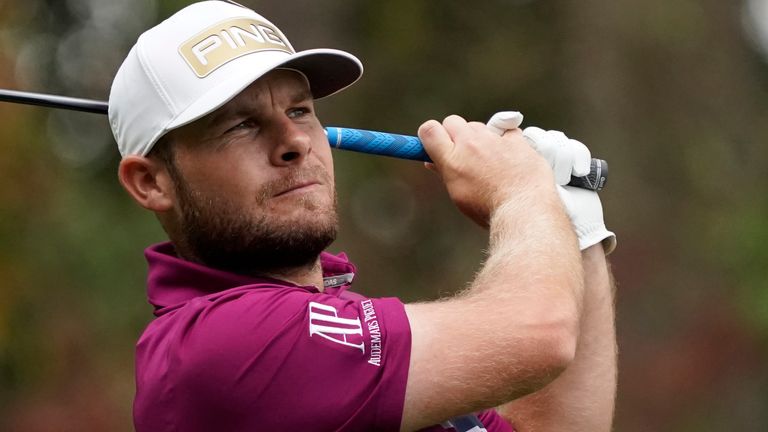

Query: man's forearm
left=402, top=187, right=585, bottom=429
left=453, top=192, right=586, bottom=399
left=497, top=244, right=617, bottom=431
left=401, top=120, right=591, bottom=430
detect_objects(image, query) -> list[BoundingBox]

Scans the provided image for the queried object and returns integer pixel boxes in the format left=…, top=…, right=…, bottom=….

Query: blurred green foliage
left=1, top=0, right=768, bottom=430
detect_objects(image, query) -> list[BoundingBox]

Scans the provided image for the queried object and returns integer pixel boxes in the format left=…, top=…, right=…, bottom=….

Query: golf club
left=0, top=88, right=607, bottom=191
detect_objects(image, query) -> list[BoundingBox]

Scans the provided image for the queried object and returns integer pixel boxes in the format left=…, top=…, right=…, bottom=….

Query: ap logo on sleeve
left=308, top=302, right=365, bottom=353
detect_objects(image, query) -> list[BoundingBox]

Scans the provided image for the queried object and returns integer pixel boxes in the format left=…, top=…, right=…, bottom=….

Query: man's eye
left=227, top=120, right=257, bottom=133
left=288, top=108, right=311, bottom=119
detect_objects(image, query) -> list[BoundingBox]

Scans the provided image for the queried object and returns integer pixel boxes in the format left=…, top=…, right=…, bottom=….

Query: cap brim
left=165, top=48, right=362, bottom=133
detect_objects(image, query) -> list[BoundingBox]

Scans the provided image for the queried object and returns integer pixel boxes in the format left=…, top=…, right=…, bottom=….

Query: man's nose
left=269, top=116, right=312, bottom=166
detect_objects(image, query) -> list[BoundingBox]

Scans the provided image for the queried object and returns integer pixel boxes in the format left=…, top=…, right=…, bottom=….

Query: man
left=111, top=1, right=616, bottom=431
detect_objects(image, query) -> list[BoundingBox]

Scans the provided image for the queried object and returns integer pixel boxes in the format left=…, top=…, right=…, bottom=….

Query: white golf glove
left=487, top=111, right=616, bottom=254
left=556, top=185, right=616, bottom=253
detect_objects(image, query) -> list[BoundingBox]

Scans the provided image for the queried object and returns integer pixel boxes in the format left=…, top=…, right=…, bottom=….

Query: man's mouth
left=273, top=181, right=321, bottom=197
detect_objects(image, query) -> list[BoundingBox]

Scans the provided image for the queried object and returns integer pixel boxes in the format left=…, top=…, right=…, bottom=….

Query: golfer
left=111, top=1, right=617, bottom=431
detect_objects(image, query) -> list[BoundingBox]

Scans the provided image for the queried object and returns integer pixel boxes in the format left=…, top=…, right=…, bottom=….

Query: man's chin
left=265, top=199, right=337, bottom=229
left=177, top=209, right=338, bottom=275
left=173, top=184, right=338, bottom=275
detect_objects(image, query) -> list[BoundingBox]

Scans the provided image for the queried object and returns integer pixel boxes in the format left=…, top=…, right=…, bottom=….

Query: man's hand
left=522, top=127, right=592, bottom=186
left=418, top=115, right=555, bottom=227
left=488, top=112, right=616, bottom=253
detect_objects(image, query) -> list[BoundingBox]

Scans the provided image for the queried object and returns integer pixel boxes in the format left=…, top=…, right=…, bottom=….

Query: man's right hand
left=418, top=115, right=557, bottom=227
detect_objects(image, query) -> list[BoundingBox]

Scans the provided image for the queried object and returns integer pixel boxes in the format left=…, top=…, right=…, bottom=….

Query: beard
left=168, top=164, right=338, bottom=277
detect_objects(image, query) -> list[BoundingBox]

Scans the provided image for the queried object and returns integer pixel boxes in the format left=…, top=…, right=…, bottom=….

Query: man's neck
left=262, top=258, right=325, bottom=291
left=171, top=242, right=326, bottom=290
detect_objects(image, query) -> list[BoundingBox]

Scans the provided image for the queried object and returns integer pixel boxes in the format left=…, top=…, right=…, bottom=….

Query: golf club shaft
left=0, top=89, right=108, bottom=114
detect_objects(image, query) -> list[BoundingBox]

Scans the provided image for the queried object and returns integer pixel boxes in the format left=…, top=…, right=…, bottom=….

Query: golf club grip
left=325, top=127, right=608, bottom=191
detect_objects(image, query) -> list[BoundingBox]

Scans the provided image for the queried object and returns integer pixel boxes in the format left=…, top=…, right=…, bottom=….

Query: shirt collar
left=144, top=242, right=357, bottom=315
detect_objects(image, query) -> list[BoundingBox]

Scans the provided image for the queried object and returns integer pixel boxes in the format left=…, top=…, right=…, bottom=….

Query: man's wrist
left=489, top=186, right=574, bottom=252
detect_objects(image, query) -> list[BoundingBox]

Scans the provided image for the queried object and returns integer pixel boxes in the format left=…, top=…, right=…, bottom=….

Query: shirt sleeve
left=416, top=410, right=515, bottom=432
left=171, top=286, right=411, bottom=431
left=477, top=410, right=516, bottom=432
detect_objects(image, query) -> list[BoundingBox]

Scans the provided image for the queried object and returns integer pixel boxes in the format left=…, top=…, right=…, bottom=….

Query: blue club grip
left=325, top=126, right=607, bottom=191
left=326, top=126, right=431, bottom=162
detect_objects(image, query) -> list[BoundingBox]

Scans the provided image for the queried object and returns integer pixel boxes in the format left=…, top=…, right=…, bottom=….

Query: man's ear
left=118, top=156, right=175, bottom=211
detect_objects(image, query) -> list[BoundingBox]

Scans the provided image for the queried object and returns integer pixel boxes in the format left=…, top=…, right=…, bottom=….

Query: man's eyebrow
left=208, top=103, right=258, bottom=127
left=290, top=87, right=313, bottom=103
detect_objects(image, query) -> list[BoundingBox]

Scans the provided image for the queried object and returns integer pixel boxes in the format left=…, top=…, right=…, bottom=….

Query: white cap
left=109, top=1, right=363, bottom=157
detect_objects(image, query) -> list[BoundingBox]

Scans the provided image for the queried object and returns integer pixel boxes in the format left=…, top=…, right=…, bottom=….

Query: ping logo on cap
left=179, top=17, right=293, bottom=77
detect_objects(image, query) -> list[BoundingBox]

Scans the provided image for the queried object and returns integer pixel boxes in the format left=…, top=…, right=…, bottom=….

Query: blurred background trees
left=1, top=0, right=767, bottom=430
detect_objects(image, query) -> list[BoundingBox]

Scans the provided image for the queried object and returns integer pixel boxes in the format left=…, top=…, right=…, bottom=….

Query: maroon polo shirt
left=134, top=242, right=514, bottom=431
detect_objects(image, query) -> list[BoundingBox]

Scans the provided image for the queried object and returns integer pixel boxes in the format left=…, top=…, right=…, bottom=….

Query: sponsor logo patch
left=361, top=299, right=383, bottom=367
left=308, top=302, right=364, bottom=353
left=179, top=17, right=293, bottom=77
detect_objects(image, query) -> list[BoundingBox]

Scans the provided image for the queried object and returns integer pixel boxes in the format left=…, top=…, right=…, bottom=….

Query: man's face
left=159, top=69, right=337, bottom=275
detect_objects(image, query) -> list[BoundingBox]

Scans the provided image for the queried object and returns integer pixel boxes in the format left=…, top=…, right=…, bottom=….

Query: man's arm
left=497, top=244, right=617, bottom=431
left=399, top=116, right=584, bottom=431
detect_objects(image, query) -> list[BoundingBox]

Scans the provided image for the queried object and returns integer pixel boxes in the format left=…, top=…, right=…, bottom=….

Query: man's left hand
left=487, top=111, right=616, bottom=253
